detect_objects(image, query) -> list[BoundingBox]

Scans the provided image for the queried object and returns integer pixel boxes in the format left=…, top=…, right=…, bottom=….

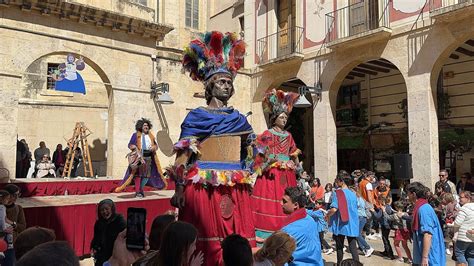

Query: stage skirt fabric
left=0, top=180, right=174, bottom=198
left=179, top=183, right=256, bottom=266
left=252, top=167, right=297, bottom=238
left=23, top=197, right=173, bottom=256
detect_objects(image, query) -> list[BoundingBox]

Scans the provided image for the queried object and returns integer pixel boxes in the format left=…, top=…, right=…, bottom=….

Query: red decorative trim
left=282, top=208, right=307, bottom=227
left=303, top=0, right=338, bottom=49
left=390, top=1, right=433, bottom=22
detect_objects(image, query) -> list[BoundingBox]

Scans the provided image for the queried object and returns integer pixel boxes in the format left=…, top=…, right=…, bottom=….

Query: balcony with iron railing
left=257, top=26, right=304, bottom=67
left=430, top=0, right=474, bottom=21
left=325, top=0, right=391, bottom=49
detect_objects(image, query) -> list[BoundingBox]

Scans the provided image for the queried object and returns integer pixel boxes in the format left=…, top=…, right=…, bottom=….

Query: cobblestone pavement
left=80, top=234, right=457, bottom=266
left=321, top=234, right=456, bottom=265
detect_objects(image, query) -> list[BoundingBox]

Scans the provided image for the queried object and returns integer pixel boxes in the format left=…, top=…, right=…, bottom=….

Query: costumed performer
left=325, top=175, right=360, bottom=265
left=168, top=31, right=256, bottom=266
left=252, top=89, right=302, bottom=240
left=115, top=118, right=166, bottom=197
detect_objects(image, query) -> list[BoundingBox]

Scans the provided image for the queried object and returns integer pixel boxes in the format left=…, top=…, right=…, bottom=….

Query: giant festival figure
left=252, top=89, right=302, bottom=240
left=169, top=31, right=256, bottom=265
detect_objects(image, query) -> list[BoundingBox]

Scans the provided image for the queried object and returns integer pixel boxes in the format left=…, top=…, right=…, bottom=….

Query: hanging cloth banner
left=51, top=54, right=87, bottom=94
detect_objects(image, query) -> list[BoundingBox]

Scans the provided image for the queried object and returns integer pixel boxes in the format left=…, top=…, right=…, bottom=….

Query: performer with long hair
left=168, top=31, right=256, bottom=266
left=115, top=118, right=166, bottom=197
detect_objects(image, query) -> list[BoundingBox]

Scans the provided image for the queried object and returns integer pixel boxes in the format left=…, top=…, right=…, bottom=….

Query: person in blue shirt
left=307, top=201, right=332, bottom=254
left=354, top=188, right=375, bottom=257
left=406, top=182, right=446, bottom=266
left=325, top=175, right=360, bottom=265
left=281, top=187, right=324, bottom=266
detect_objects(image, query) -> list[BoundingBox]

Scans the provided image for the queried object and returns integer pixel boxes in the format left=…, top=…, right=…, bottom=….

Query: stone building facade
left=0, top=0, right=256, bottom=182
left=209, top=0, right=474, bottom=189
left=3, top=0, right=474, bottom=191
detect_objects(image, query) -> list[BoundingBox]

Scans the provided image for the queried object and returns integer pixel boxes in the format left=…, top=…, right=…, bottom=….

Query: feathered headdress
left=182, top=31, right=246, bottom=81
left=262, top=89, right=300, bottom=118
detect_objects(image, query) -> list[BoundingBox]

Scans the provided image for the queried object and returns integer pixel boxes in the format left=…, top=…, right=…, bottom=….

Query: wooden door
left=348, top=0, right=379, bottom=36
left=367, top=0, right=379, bottom=30
left=349, top=0, right=366, bottom=36
left=277, top=0, right=296, bottom=56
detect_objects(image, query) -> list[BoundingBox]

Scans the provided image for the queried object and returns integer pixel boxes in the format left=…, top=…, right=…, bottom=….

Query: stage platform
left=1, top=176, right=173, bottom=197
left=4, top=177, right=175, bottom=257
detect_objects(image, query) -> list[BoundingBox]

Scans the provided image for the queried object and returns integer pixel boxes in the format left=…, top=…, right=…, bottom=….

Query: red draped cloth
left=23, top=197, right=173, bottom=256
left=0, top=180, right=174, bottom=198
left=180, top=183, right=256, bottom=266
left=252, top=129, right=298, bottom=235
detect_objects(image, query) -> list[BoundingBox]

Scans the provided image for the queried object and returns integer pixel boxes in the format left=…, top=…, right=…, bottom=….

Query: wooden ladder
left=62, top=122, right=94, bottom=178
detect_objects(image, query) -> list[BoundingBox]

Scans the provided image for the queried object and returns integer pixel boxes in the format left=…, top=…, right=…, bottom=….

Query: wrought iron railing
left=325, top=0, right=390, bottom=43
left=430, top=0, right=473, bottom=12
left=257, top=26, right=304, bottom=65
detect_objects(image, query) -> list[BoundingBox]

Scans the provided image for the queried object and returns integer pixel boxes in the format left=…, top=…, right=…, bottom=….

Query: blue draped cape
left=179, top=107, right=252, bottom=141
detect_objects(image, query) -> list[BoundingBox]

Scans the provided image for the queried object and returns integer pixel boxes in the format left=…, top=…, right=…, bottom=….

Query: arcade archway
left=17, top=52, right=111, bottom=177
left=434, top=39, right=474, bottom=181
left=334, top=58, right=409, bottom=179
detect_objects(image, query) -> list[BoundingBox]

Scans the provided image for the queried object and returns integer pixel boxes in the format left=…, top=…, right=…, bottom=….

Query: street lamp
left=151, top=82, right=174, bottom=104
left=294, top=82, right=323, bottom=108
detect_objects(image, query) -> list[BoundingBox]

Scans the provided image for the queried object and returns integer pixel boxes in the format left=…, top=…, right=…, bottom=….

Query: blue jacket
left=307, top=209, right=328, bottom=233
left=281, top=209, right=324, bottom=266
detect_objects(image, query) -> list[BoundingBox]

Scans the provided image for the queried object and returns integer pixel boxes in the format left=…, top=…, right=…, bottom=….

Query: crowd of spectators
left=2, top=168, right=474, bottom=266
left=15, top=140, right=83, bottom=178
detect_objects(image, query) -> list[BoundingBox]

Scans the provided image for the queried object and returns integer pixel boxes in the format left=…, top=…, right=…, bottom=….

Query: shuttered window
left=185, top=0, right=199, bottom=29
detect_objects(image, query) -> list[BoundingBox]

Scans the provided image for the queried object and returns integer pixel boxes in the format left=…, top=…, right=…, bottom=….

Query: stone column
left=0, top=74, right=21, bottom=182
left=406, top=74, right=439, bottom=190
left=313, top=90, right=338, bottom=185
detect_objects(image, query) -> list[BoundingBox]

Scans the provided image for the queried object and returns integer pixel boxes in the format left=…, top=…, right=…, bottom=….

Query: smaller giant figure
left=52, top=54, right=86, bottom=94
left=116, top=118, right=166, bottom=197
left=252, top=89, right=302, bottom=240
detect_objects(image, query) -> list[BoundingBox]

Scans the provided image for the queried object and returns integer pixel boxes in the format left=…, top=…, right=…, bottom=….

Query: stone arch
left=430, top=30, right=474, bottom=94
left=428, top=26, right=474, bottom=178
left=21, top=50, right=114, bottom=96
left=252, top=60, right=304, bottom=102
left=320, top=48, right=409, bottom=173
left=19, top=50, right=114, bottom=177
left=22, top=51, right=113, bottom=94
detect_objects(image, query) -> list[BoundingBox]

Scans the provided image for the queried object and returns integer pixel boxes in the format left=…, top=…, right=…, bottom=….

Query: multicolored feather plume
left=262, top=89, right=300, bottom=116
left=182, top=31, right=246, bottom=81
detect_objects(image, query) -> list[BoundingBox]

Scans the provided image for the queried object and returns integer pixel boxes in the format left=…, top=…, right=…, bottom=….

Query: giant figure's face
left=274, top=112, right=288, bottom=130
left=211, top=75, right=233, bottom=102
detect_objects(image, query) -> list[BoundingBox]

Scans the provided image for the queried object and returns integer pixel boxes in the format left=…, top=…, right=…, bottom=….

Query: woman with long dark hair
left=148, top=221, right=203, bottom=266
left=133, top=214, right=176, bottom=266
